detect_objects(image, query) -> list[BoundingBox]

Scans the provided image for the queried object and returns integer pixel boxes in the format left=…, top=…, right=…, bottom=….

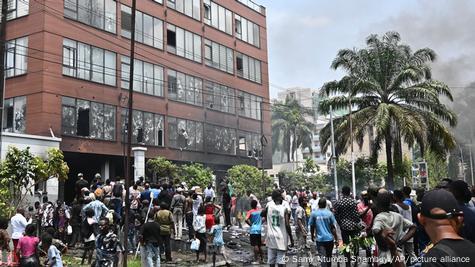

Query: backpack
left=112, top=183, right=123, bottom=198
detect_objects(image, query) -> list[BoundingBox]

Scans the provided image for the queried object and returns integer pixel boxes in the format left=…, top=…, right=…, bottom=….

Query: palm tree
left=272, top=96, right=315, bottom=163
left=319, top=32, right=457, bottom=189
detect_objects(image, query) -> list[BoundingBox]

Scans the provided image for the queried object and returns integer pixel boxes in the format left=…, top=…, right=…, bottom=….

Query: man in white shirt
left=11, top=208, right=30, bottom=260
left=262, top=190, right=294, bottom=267
left=204, top=184, right=215, bottom=201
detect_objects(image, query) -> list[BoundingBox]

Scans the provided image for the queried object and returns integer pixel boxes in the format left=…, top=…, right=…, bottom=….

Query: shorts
left=250, top=234, right=262, bottom=246
left=267, top=248, right=286, bottom=265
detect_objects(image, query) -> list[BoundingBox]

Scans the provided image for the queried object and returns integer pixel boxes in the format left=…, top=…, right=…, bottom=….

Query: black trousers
left=186, top=212, right=194, bottom=239
left=223, top=206, right=231, bottom=226
left=316, top=241, right=334, bottom=267
left=159, top=234, right=172, bottom=261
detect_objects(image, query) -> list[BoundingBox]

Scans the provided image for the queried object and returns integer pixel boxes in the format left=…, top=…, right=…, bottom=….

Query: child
left=193, top=206, right=207, bottom=262
left=245, top=199, right=264, bottom=264
left=209, top=217, right=230, bottom=266
left=42, top=234, right=63, bottom=267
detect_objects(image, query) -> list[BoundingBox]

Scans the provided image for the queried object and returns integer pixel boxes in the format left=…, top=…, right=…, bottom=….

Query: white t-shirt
left=10, top=213, right=28, bottom=239
left=192, top=195, right=203, bottom=216
left=204, top=188, right=215, bottom=200
left=266, top=201, right=289, bottom=251
left=372, top=211, right=413, bottom=263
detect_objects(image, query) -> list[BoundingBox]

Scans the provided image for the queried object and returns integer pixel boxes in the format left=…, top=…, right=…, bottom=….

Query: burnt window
left=62, top=97, right=116, bottom=140
left=2, top=96, right=26, bottom=133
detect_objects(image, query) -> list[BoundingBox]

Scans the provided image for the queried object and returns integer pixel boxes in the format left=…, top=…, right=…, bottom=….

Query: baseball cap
left=420, top=189, right=463, bottom=220
left=77, top=173, right=83, bottom=177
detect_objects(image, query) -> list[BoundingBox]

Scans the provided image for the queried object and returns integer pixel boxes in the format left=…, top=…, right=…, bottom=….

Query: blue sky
left=260, top=0, right=475, bottom=98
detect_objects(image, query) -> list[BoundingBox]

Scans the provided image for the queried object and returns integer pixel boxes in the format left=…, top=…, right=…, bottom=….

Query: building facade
left=4, top=0, right=271, bottom=201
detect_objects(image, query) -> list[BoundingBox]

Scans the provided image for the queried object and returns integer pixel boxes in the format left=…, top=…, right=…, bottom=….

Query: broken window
left=205, top=124, right=237, bottom=155
left=5, top=36, right=28, bottom=78
left=167, top=69, right=203, bottom=106
left=61, top=97, right=116, bottom=140
left=167, top=25, right=177, bottom=52
left=167, top=23, right=201, bottom=63
left=168, top=117, right=203, bottom=151
left=204, top=81, right=235, bottom=114
left=2, top=96, right=26, bottom=133
left=236, top=52, right=261, bottom=83
left=121, top=109, right=164, bottom=146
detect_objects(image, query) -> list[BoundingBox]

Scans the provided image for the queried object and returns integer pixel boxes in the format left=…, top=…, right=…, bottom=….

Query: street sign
left=412, top=161, right=428, bottom=189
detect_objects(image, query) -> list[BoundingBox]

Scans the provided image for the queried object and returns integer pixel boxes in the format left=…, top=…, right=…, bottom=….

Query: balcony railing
left=236, top=0, right=265, bottom=14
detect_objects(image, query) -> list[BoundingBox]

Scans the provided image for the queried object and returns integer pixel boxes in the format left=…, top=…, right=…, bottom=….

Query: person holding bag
left=193, top=206, right=207, bottom=262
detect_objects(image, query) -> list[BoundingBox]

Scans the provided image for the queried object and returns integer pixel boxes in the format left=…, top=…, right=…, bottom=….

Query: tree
left=146, top=156, right=179, bottom=182
left=227, top=165, right=273, bottom=199
left=302, top=157, right=319, bottom=173
left=272, top=97, right=315, bottom=163
left=0, top=147, right=69, bottom=217
left=178, top=163, right=214, bottom=189
left=424, top=151, right=449, bottom=189
left=277, top=171, right=328, bottom=193
left=335, top=158, right=387, bottom=193
left=319, top=32, right=457, bottom=189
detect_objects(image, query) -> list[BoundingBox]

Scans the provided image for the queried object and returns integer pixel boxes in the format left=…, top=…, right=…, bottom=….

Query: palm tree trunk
left=385, top=129, right=395, bottom=189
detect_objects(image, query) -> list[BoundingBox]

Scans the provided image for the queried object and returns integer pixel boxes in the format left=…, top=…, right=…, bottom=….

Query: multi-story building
left=3, top=0, right=271, bottom=202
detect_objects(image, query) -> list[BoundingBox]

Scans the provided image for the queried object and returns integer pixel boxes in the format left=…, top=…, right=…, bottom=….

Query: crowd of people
left=1, top=172, right=475, bottom=267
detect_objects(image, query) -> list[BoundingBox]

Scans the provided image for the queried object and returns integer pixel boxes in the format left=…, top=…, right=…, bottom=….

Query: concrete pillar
left=101, top=160, right=110, bottom=180
left=132, top=147, right=147, bottom=182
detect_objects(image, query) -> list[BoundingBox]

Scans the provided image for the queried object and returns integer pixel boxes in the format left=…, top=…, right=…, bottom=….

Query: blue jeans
left=144, top=243, right=160, bottom=267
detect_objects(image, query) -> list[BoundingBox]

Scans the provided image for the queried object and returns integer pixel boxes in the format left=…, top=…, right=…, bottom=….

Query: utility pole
left=349, top=100, right=356, bottom=198
left=330, top=105, right=338, bottom=200
left=0, top=0, right=9, bottom=156
left=123, top=0, right=137, bottom=265
left=260, top=103, right=266, bottom=191
left=459, top=145, right=466, bottom=182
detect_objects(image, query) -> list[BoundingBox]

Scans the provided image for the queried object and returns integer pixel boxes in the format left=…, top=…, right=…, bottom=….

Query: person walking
left=11, top=208, right=29, bottom=264
left=41, top=234, right=64, bottom=267
left=261, top=190, right=294, bottom=267
left=170, top=188, right=186, bottom=240
left=154, top=203, right=174, bottom=262
left=139, top=212, right=161, bottom=267
left=184, top=191, right=194, bottom=242
left=75, top=173, right=89, bottom=200
left=246, top=199, right=264, bottom=264
left=309, top=198, right=338, bottom=267
left=80, top=208, right=98, bottom=265
left=193, top=206, right=207, bottom=262
left=81, top=196, right=109, bottom=223
left=204, top=196, right=221, bottom=231
left=295, top=196, right=308, bottom=256
left=69, top=199, right=83, bottom=248
left=209, top=217, right=230, bottom=266
left=333, top=185, right=361, bottom=267
left=222, top=184, right=232, bottom=228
